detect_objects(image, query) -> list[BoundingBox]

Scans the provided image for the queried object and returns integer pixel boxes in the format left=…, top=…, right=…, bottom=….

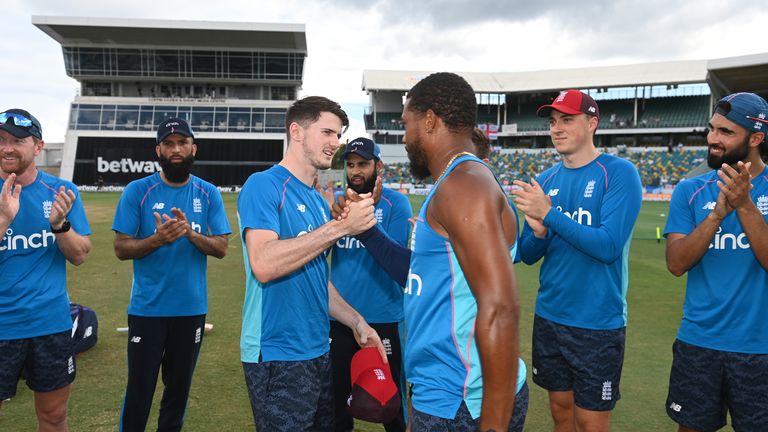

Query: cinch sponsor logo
left=405, top=271, right=422, bottom=296
left=336, top=236, right=363, bottom=249
left=710, top=226, right=750, bottom=250
left=97, top=157, right=161, bottom=174
left=556, top=206, right=593, bottom=226
left=0, top=228, right=56, bottom=251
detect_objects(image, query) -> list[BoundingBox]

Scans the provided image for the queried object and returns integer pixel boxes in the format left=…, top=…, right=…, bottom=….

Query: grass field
left=0, top=193, right=736, bottom=431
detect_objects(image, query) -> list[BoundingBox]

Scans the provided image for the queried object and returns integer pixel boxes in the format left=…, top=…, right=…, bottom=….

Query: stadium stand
left=381, top=148, right=706, bottom=187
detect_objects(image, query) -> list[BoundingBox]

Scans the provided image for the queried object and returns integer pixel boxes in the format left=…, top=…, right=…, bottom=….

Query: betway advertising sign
left=97, top=157, right=161, bottom=174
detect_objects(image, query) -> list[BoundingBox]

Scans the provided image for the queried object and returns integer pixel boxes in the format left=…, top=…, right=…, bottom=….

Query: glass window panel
left=228, top=108, right=250, bottom=132
left=78, top=49, right=107, bottom=75
left=116, top=49, right=142, bottom=75
left=115, top=106, right=140, bottom=131
left=229, top=53, right=252, bottom=79
left=100, top=105, right=117, bottom=130
left=155, top=51, right=180, bottom=77
left=251, top=109, right=265, bottom=132
left=154, top=106, right=177, bottom=125
left=191, top=109, right=214, bottom=132
left=265, top=55, right=289, bottom=79
left=139, top=106, right=155, bottom=130
left=191, top=51, right=216, bottom=78
left=214, top=109, right=228, bottom=132
left=265, top=109, right=286, bottom=133
left=68, top=105, right=79, bottom=129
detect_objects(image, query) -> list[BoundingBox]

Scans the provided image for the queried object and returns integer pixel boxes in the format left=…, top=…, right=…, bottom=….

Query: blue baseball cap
left=343, top=137, right=381, bottom=161
left=156, top=117, right=194, bottom=143
left=715, top=93, right=768, bottom=136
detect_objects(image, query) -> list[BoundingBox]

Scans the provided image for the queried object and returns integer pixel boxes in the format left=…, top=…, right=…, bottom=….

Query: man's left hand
left=49, top=186, right=76, bottom=229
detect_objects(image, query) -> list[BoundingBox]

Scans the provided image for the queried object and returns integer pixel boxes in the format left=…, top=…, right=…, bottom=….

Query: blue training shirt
left=331, top=187, right=412, bottom=323
left=112, top=172, right=231, bottom=317
left=664, top=167, right=768, bottom=354
left=238, top=165, right=332, bottom=363
left=520, top=153, right=642, bottom=330
left=0, top=171, right=91, bottom=339
left=405, top=154, right=518, bottom=420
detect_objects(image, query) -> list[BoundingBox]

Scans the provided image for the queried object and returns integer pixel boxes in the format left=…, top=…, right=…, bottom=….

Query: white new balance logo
left=702, top=201, right=716, bottom=210
left=670, top=402, right=682, bottom=412
left=152, top=202, right=165, bottom=210
left=130, top=336, right=141, bottom=343
left=547, top=189, right=559, bottom=197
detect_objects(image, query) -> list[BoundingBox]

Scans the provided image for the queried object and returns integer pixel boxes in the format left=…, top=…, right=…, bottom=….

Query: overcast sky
left=1, top=0, right=766, bottom=142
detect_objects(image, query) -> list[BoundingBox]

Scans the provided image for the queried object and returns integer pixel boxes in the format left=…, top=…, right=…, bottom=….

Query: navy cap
left=156, top=117, right=194, bottom=143
left=715, top=93, right=768, bottom=136
left=0, top=108, right=43, bottom=139
left=343, top=137, right=381, bottom=161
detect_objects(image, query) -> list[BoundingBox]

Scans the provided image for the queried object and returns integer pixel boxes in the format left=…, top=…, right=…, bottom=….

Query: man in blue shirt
left=238, top=96, right=386, bottom=432
left=664, top=92, right=768, bottom=432
left=329, top=137, right=412, bottom=432
left=512, top=90, right=642, bottom=432
left=113, top=117, right=231, bottom=432
left=0, top=108, right=91, bottom=432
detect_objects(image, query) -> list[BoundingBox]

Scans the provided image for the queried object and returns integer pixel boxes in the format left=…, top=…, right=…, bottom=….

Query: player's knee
left=36, top=403, right=68, bottom=428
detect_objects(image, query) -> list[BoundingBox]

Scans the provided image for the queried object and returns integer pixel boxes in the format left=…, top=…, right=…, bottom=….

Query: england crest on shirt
left=43, top=200, right=53, bottom=218
left=584, top=180, right=596, bottom=198
left=193, top=198, right=202, bottom=213
left=757, top=195, right=768, bottom=215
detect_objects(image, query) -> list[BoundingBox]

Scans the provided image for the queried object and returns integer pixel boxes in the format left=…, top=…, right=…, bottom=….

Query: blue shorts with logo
left=532, top=315, right=624, bottom=411
left=0, top=330, right=75, bottom=399
left=412, top=382, right=528, bottom=432
left=666, top=339, right=768, bottom=432
left=243, top=352, right=334, bottom=432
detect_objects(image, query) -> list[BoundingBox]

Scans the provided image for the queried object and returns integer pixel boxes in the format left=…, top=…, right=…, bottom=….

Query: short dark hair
left=405, top=72, right=477, bottom=132
left=285, top=96, right=349, bottom=140
left=471, top=128, right=490, bottom=159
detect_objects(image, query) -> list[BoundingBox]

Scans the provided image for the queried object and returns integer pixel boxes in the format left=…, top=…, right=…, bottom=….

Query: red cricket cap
left=537, top=89, right=600, bottom=118
left=347, top=347, right=400, bottom=423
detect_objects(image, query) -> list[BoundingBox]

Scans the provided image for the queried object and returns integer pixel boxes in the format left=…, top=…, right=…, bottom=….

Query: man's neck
left=279, top=157, right=316, bottom=186
left=561, top=142, right=600, bottom=169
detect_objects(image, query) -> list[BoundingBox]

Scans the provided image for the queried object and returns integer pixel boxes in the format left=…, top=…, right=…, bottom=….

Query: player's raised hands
left=511, top=178, right=552, bottom=221
left=340, top=191, right=376, bottom=235
left=0, top=173, right=21, bottom=226
left=49, top=185, right=76, bottom=229
left=717, top=161, right=753, bottom=209
left=153, top=210, right=188, bottom=244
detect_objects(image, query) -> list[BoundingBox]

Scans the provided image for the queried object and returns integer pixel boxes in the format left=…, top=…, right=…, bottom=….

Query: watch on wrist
left=51, top=220, right=71, bottom=234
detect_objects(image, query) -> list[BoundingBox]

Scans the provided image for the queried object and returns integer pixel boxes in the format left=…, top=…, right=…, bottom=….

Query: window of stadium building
left=69, top=104, right=286, bottom=133
left=63, top=48, right=303, bottom=80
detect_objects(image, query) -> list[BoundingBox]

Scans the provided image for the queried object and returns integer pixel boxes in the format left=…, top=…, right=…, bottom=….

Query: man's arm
left=355, top=226, right=411, bottom=286
left=245, top=198, right=377, bottom=283
left=328, top=281, right=387, bottom=361
left=666, top=188, right=730, bottom=276
left=114, top=212, right=187, bottom=260
left=48, top=186, right=91, bottom=265
left=518, top=217, right=550, bottom=265
left=719, top=162, right=768, bottom=270
left=170, top=207, right=228, bottom=259
left=433, top=168, right=519, bottom=432
left=514, top=164, right=642, bottom=264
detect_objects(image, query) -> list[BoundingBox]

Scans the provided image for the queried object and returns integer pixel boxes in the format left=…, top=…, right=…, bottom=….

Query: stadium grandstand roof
left=363, top=53, right=768, bottom=95
left=707, top=52, right=768, bottom=97
left=32, top=16, right=307, bottom=52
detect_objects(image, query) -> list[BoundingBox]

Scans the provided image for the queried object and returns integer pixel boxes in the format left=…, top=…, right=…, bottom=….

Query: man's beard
left=347, top=168, right=378, bottom=194
left=406, top=141, right=431, bottom=180
left=707, top=135, right=750, bottom=169
left=159, top=154, right=194, bottom=183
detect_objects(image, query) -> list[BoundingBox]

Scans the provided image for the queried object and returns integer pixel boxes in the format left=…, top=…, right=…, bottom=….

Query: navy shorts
left=412, top=384, right=528, bottom=432
left=243, top=352, right=334, bottom=432
left=0, top=330, right=75, bottom=399
left=532, top=315, right=624, bottom=411
left=666, top=339, right=768, bottom=432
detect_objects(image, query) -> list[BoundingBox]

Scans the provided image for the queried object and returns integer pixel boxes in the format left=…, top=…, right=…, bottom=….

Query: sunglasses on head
left=0, top=112, right=42, bottom=138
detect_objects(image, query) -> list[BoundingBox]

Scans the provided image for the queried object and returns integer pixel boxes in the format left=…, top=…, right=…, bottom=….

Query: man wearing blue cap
left=112, top=117, right=231, bottom=431
left=329, top=137, right=412, bottom=431
left=0, top=108, right=92, bottom=431
left=665, top=92, right=768, bottom=432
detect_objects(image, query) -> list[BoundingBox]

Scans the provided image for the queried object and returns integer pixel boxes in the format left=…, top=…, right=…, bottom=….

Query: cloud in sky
left=1, top=0, right=766, bottom=141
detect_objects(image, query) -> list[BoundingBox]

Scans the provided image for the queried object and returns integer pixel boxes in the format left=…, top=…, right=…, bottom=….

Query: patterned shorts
left=532, top=315, right=625, bottom=411
left=243, top=352, right=334, bottom=432
left=0, top=330, right=75, bottom=399
left=666, top=339, right=768, bottom=432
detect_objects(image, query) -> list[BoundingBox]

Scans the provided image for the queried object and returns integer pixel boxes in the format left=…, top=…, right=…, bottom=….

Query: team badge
left=42, top=200, right=53, bottom=218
